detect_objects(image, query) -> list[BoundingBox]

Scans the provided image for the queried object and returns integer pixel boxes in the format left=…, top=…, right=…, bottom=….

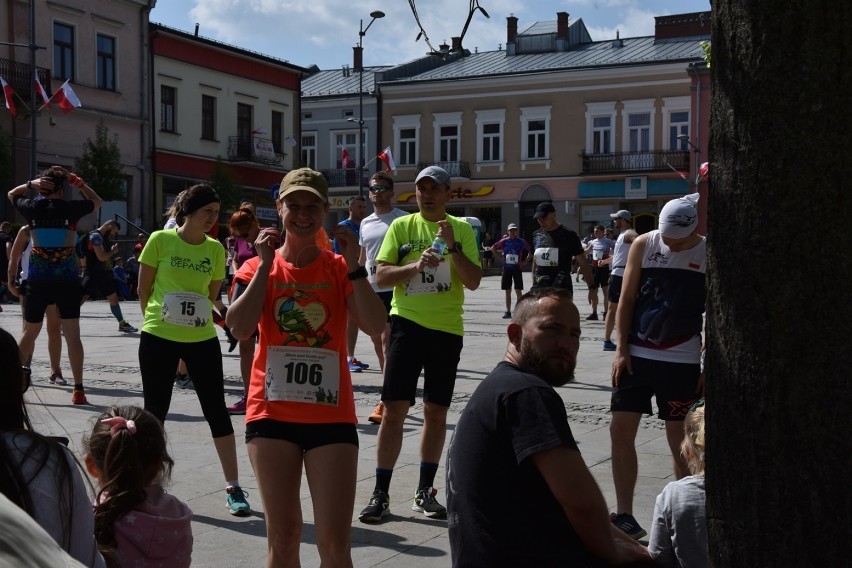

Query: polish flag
left=341, top=146, right=354, bottom=168
left=377, top=146, right=396, bottom=173
left=0, top=76, right=16, bottom=116
left=699, top=162, right=710, bottom=179
left=34, top=71, right=50, bottom=107
left=52, top=80, right=82, bottom=113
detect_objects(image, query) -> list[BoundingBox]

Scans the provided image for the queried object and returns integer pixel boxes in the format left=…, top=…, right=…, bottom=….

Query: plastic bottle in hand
left=425, top=235, right=446, bottom=275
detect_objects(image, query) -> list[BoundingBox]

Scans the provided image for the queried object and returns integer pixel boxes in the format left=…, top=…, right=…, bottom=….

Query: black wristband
left=27, top=180, right=33, bottom=190
left=348, top=266, right=368, bottom=281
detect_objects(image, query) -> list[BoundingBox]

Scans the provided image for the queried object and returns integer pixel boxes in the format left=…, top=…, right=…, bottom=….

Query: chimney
left=507, top=16, right=518, bottom=44
left=194, top=23, right=200, bottom=37
left=611, top=30, right=624, bottom=48
left=439, top=41, right=450, bottom=54
left=451, top=36, right=462, bottom=51
left=353, top=46, right=363, bottom=72
left=556, top=12, right=569, bottom=39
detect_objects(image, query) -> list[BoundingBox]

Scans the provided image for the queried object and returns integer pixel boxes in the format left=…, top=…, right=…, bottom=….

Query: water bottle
left=425, top=234, right=445, bottom=276
left=431, top=235, right=446, bottom=259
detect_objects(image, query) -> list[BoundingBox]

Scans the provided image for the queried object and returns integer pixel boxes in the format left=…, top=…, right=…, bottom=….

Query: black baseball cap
left=533, top=202, right=556, bottom=219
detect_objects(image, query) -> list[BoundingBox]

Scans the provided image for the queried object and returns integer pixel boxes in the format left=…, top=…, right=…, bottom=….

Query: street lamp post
left=354, top=10, right=385, bottom=197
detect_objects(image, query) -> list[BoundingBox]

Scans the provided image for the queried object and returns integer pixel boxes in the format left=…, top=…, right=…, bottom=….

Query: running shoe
left=602, top=340, right=617, bottom=351
left=174, top=374, right=194, bottom=389
left=226, top=486, right=251, bottom=516
left=359, top=490, right=390, bottom=523
left=502, top=311, right=512, bottom=319
left=586, top=313, right=599, bottom=321
left=71, top=389, right=89, bottom=405
left=49, top=371, right=68, bottom=385
left=367, top=402, right=384, bottom=424
left=118, top=321, right=138, bottom=333
left=351, top=358, right=369, bottom=370
left=412, top=487, right=446, bottom=519
left=348, top=360, right=362, bottom=373
left=610, top=512, right=647, bottom=540
left=227, top=395, right=247, bottom=415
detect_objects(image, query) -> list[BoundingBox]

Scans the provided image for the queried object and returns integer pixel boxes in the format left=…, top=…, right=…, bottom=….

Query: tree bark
left=707, top=2, right=852, bottom=565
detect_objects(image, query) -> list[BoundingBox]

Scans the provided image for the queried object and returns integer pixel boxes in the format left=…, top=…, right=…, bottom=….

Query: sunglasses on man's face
left=369, top=185, right=392, bottom=194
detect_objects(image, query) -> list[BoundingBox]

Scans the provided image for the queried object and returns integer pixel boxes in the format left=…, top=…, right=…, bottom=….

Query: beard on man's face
left=519, top=335, right=576, bottom=387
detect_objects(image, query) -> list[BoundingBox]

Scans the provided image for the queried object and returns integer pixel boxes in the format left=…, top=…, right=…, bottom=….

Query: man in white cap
left=600, top=211, right=637, bottom=351
left=490, top=223, right=531, bottom=318
left=608, top=194, right=705, bottom=540
left=359, top=165, right=482, bottom=523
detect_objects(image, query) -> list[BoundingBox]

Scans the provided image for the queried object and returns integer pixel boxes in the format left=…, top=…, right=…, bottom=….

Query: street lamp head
left=370, top=10, right=385, bottom=19
left=677, top=134, right=700, bottom=152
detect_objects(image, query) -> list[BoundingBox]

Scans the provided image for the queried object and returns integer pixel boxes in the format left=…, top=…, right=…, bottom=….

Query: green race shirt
left=376, top=213, right=480, bottom=335
left=138, top=229, right=226, bottom=343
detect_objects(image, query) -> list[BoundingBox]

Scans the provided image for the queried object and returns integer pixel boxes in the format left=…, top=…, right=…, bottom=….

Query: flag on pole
left=699, top=162, right=709, bottom=179
left=52, top=80, right=82, bottom=113
left=377, top=146, right=396, bottom=173
left=251, top=127, right=268, bottom=136
left=0, top=76, right=16, bottom=116
left=34, top=71, right=50, bottom=107
left=284, top=135, right=297, bottom=146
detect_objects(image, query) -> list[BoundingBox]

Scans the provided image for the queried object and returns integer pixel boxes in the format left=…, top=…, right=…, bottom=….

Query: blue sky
left=151, top=0, right=711, bottom=70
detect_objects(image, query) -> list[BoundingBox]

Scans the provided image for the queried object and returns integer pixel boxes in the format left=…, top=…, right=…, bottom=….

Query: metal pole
left=358, top=21, right=364, bottom=199
left=29, top=0, right=37, bottom=178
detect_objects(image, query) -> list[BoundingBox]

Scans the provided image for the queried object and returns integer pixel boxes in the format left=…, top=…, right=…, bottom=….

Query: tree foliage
left=74, top=121, right=125, bottom=201
left=210, top=157, right=242, bottom=217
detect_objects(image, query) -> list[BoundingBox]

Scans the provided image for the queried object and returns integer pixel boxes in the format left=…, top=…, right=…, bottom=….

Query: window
left=585, top=102, right=616, bottom=154
left=335, top=132, right=358, bottom=168
left=475, top=109, right=506, bottom=168
left=301, top=133, right=316, bottom=169
left=393, top=115, right=421, bottom=167
left=669, top=111, right=690, bottom=149
left=96, top=34, right=115, bottom=91
left=53, top=23, right=75, bottom=81
left=520, top=106, right=552, bottom=161
left=201, top=95, right=216, bottom=140
left=237, top=103, right=252, bottom=140
left=160, top=85, right=176, bottom=132
left=662, top=97, right=691, bottom=150
left=627, top=113, right=651, bottom=152
left=621, top=99, right=656, bottom=153
left=433, top=112, right=462, bottom=163
left=271, top=110, right=283, bottom=153
left=399, top=129, right=417, bottom=166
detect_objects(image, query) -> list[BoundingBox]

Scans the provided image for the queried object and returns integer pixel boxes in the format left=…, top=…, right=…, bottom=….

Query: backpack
left=75, top=231, right=93, bottom=258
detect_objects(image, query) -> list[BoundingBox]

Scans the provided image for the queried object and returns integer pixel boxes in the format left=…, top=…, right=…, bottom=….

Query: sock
left=418, top=462, right=439, bottom=490
left=110, top=304, right=124, bottom=322
left=73, top=383, right=84, bottom=391
left=226, top=480, right=240, bottom=489
left=375, top=468, right=393, bottom=494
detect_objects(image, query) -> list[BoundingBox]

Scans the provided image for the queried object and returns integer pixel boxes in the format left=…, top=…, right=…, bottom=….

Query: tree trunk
left=707, top=2, right=852, bottom=565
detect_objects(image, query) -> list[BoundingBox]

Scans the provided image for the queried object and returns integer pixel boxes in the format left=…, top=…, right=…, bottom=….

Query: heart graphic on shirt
left=299, top=302, right=328, bottom=333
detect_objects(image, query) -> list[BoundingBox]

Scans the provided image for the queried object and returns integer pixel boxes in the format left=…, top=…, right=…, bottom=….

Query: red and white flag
left=34, top=71, right=50, bottom=107
left=699, top=161, right=709, bottom=179
left=0, top=76, right=16, bottom=116
left=341, top=146, right=354, bottom=168
left=377, top=146, right=396, bottom=173
left=52, top=80, right=82, bottom=113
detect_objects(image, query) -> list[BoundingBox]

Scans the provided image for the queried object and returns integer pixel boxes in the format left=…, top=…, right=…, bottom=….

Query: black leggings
left=139, top=332, right=234, bottom=438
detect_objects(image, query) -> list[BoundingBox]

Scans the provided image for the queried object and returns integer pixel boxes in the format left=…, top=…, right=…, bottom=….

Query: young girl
left=227, top=168, right=386, bottom=566
left=648, top=399, right=707, bottom=568
left=84, top=405, right=192, bottom=567
left=138, top=184, right=249, bottom=515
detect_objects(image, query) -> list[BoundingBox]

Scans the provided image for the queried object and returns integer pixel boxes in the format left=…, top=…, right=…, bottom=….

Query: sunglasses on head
left=369, top=185, right=392, bottom=193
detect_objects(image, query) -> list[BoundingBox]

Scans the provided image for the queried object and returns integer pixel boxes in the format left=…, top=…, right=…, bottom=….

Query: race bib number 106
left=265, top=346, right=340, bottom=406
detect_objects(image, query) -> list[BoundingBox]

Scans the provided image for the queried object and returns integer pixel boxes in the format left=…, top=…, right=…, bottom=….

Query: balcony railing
left=416, top=161, right=472, bottom=180
left=0, top=58, right=52, bottom=103
left=319, top=168, right=370, bottom=188
left=227, top=136, right=284, bottom=167
left=580, top=150, right=689, bottom=174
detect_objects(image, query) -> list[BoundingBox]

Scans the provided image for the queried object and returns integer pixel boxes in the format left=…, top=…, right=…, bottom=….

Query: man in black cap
left=530, top=202, right=593, bottom=298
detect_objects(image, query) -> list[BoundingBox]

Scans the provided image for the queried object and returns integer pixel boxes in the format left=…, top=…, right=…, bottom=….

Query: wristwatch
left=347, top=266, right=368, bottom=281
left=448, top=242, right=462, bottom=254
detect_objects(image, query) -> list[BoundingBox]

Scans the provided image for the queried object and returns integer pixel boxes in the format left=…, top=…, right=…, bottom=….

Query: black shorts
left=23, top=280, right=83, bottom=323
left=590, top=266, right=610, bottom=289
left=383, top=315, right=463, bottom=407
left=377, top=291, right=393, bottom=321
left=500, top=269, right=524, bottom=290
left=245, top=419, right=359, bottom=450
left=610, top=355, right=701, bottom=420
left=608, top=275, right=623, bottom=303
left=82, top=271, right=116, bottom=298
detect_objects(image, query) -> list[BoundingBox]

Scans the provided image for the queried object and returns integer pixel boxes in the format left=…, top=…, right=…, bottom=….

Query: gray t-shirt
left=648, top=474, right=707, bottom=568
